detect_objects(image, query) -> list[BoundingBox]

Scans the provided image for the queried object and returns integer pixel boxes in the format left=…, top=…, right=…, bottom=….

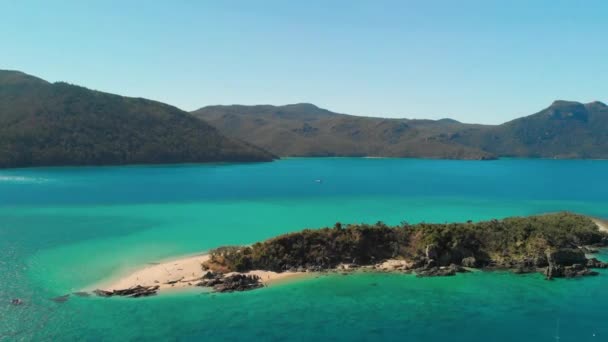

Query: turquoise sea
left=2, top=158, right=608, bottom=341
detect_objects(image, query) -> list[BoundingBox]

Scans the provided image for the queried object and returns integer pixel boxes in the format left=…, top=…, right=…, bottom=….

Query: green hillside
left=0, top=70, right=275, bottom=168
left=193, top=104, right=494, bottom=159
left=194, top=100, right=608, bottom=159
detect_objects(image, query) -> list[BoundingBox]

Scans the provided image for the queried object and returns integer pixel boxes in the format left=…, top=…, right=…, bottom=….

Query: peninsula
left=90, top=212, right=608, bottom=298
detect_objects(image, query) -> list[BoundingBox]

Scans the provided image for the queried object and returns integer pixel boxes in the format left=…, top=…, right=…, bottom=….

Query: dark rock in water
left=416, top=266, right=454, bottom=277
left=112, top=285, right=159, bottom=298
left=72, top=291, right=91, bottom=297
left=586, top=258, right=608, bottom=269
left=414, top=264, right=469, bottom=277
left=545, top=264, right=599, bottom=280
left=544, top=265, right=563, bottom=280
left=93, top=289, right=113, bottom=297
left=93, top=285, right=159, bottom=298
left=51, top=294, right=70, bottom=303
left=11, top=298, right=23, bottom=306
left=543, top=247, right=599, bottom=280
left=415, top=261, right=468, bottom=277
left=546, top=248, right=586, bottom=266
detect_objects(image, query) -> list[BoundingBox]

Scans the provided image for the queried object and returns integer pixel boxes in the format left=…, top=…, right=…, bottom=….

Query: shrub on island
left=204, top=213, right=607, bottom=280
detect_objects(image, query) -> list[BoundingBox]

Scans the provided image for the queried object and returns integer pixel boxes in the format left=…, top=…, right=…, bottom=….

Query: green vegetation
left=206, top=213, right=606, bottom=272
left=193, top=100, right=608, bottom=159
left=0, top=70, right=275, bottom=168
left=4, top=69, right=606, bottom=166
left=193, top=103, right=494, bottom=160
left=452, top=100, right=608, bottom=159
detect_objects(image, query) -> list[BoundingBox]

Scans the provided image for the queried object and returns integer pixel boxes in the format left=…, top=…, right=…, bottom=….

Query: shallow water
left=1, top=158, right=608, bottom=341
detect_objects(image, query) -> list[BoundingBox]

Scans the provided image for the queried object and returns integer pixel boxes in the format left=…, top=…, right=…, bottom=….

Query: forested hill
left=0, top=70, right=275, bottom=168
left=451, top=100, right=608, bottom=158
left=193, top=104, right=494, bottom=160
left=193, top=100, right=608, bottom=159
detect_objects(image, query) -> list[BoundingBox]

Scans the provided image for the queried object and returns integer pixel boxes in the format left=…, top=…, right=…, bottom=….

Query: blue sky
left=1, top=0, right=607, bottom=124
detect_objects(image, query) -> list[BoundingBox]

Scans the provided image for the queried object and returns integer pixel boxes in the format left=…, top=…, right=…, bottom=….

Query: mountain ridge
left=193, top=100, right=608, bottom=159
left=0, top=70, right=276, bottom=168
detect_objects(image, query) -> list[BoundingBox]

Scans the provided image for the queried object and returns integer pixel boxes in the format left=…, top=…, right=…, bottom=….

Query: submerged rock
left=50, top=294, right=70, bottom=303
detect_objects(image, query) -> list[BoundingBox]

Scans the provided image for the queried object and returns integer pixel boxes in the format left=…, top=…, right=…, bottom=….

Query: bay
left=1, top=158, right=607, bottom=341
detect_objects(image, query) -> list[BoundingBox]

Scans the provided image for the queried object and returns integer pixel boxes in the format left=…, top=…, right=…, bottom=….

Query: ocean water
left=1, top=158, right=608, bottom=341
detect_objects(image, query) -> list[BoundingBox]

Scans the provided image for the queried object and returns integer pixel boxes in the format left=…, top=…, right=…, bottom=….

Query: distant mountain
left=0, top=70, right=275, bottom=168
left=193, top=101, right=608, bottom=159
left=450, top=100, right=608, bottom=158
left=192, top=104, right=495, bottom=160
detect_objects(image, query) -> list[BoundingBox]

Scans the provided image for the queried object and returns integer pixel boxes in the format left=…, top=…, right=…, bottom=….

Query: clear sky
left=1, top=0, right=607, bottom=124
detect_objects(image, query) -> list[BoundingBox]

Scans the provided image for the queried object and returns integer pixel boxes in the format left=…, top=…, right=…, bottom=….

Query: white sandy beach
left=101, top=253, right=306, bottom=293
left=98, top=216, right=608, bottom=294
left=592, top=218, right=608, bottom=233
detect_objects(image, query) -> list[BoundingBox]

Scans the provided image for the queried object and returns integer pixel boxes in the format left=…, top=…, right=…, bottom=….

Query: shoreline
left=95, top=253, right=309, bottom=295
left=592, top=217, right=608, bottom=233
left=92, top=214, right=608, bottom=297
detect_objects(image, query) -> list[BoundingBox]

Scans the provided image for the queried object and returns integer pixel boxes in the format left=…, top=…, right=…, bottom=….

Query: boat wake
left=0, top=175, right=48, bottom=183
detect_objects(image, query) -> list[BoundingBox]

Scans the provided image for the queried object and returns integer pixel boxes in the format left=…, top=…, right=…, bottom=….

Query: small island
left=91, top=212, right=608, bottom=298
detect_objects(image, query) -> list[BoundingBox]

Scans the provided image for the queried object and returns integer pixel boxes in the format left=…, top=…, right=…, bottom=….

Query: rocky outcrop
left=374, top=259, right=414, bottom=271
left=93, top=285, right=159, bottom=298
left=425, top=244, right=439, bottom=260
left=461, top=257, right=477, bottom=268
left=544, top=264, right=599, bottom=280
left=546, top=248, right=587, bottom=266
left=196, top=272, right=263, bottom=293
left=543, top=248, right=603, bottom=280
left=586, top=258, right=608, bottom=268
left=415, top=263, right=468, bottom=277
